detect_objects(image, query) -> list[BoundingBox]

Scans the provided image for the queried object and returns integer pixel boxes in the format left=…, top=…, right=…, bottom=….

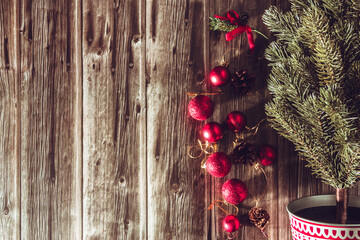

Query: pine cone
left=248, top=207, right=270, bottom=230
left=238, top=12, right=249, bottom=26
left=231, top=69, right=255, bottom=94
left=231, top=142, right=258, bottom=165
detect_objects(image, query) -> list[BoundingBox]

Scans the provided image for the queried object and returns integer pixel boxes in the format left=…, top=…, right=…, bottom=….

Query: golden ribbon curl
left=186, top=89, right=224, bottom=97
left=187, top=140, right=219, bottom=168
left=207, top=200, right=239, bottom=216
left=233, top=118, right=267, bottom=147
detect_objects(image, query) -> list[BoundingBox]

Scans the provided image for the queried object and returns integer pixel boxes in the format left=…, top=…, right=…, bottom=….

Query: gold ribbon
left=186, top=89, right=223, bottom=97
left=187, top=140, right=219, bottom=168
left=233, top=118, right=267, bottom=147
left=208, top=200, right=239, bottom=216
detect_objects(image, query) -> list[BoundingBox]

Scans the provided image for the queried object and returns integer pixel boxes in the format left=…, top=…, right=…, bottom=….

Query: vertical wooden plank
left=267, top=2, right=292, bottom=240
left=206, top=0, right=277, bottom=239
left=0, top=0, right=20, bottom=239
left=146, top=0, right=207, bottom=239
left=20, top=0, right=82, bottom=239
left=82, top=0, right=146, bottom=239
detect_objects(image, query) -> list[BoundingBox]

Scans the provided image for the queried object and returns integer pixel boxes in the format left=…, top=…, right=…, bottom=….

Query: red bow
left=215, top=10, right=255, bottom=53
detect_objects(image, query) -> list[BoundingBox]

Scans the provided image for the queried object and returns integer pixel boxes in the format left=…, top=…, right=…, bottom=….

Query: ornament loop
left=254, top=162, right=268, bottom=181
left=227, top=231, right=240, bottom=240
left=187, top=140, right=216, bottom=161
left=261, top=229, right=269, bottom=238
left=220, top=48, right=238, bottom=67
left=250, top=163, right=269, bottom=206
left=208, top=200, right=239, bottom=216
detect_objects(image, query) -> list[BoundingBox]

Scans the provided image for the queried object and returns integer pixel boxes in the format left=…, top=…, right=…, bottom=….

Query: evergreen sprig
left=209, top=17, right=237, bottom=32
left=209, top=16, right=269, bottom=40
left=263, top=0, right=360, bottom=189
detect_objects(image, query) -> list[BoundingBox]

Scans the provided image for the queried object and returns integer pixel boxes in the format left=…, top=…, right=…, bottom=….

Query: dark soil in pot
left=295, top=206, right=360, bottom=224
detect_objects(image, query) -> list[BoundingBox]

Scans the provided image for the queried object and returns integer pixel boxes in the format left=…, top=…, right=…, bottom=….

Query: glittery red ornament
left=202, top=122, right=223, bottom=143
left=222, top=215, right=241, bottom=233
left=209, top=66, right=231, bottom=86
left=188, top=95, right=214, bottom=121
left=222, top=179, right=248, bottom=205
left=226, top=111, right=247, bottom=132
left=205, top=152, right=232, bottom=178
left=259, top=145, right=277, bottom=166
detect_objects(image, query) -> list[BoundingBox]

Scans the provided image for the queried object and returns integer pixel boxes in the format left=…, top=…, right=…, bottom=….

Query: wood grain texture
left=145, top=0, right=207, bottom=239
left=19, top=0, right=82, bottom=239
left=0, top=0, right=20, bottom=239
left=82, top=0, right=146, bottom=239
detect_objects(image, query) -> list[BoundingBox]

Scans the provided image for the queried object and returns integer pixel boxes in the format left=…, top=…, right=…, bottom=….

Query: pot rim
left=286, top=194, right=360, bottom=227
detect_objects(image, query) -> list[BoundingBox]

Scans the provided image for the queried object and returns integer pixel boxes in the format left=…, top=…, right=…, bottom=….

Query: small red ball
left=222, top=179, right=248, bottom=205
left=226, top=111, right=247, bottom=132
left=222, top=215, right=241, bottom=233
left=209, top=66, right=231, bottom=86
left=202, top=122, right=223, bottom=143
left=188, top=95, right=214, bottom=121
left=205, top=152, right=232, bottom=178
left=259, top=144, right=277, bottom=166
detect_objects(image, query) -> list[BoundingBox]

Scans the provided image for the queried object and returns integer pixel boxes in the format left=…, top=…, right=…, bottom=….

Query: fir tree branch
left=264, top=0, right=360, bottom=189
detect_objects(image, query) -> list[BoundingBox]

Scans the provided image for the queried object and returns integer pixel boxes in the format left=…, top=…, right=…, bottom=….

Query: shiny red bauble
left=209, top=66, right=231, bottom=86
left=202, top=122, right=223, bottom=143
left=259, top=144, right=277, bottom=166
left=222, top=179, right=248, bottom=205
left=188, top=95, right=214, bottom=121
left=226, top=111, right=247, bottom=132
left=222, top=215, right=241, bottom=233
left=205, top=152, right=232, bottom=178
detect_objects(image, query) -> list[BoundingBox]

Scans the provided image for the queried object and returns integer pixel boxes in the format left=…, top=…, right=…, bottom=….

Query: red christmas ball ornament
left=226, top=111, right=247, bottom=132
left=222, top=215, right=241, bottom=233
left=222, top=179, right=248, bottom=205
left=205, top=152, right=232, bottom=178
left=259, top=144, right=277, bottom=166
left=188, top=95, right=214, bottom=121
left=202, top=122, right=223, bottom=143
left=209, top=66, right=231, bottom=86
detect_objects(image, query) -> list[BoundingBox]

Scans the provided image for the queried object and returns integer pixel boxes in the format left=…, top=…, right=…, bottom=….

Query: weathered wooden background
left=0, top=0, right=359, bottom=239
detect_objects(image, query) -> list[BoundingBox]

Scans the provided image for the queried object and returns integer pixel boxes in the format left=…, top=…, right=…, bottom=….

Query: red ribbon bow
left=215, top=10, right=255, bottom=53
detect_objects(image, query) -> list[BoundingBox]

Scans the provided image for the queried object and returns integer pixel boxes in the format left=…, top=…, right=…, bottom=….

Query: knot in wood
left=3, top=207, right=9, bottom=215
left=119, top=177, right=125, bottom=184
left=171, top=183, right=180, bottom=193
left=133, top=35, right=140, bottom=43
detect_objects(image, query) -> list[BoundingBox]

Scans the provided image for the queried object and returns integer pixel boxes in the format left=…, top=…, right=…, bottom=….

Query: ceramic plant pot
left=287, top=195, right=360, bottom=240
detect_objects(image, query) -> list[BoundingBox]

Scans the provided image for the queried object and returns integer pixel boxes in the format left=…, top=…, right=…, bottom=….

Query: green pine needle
left=263, top=0, right=360, bottom=189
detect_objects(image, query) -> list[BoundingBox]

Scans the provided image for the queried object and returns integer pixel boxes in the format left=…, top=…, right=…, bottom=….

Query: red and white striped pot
left=287, top=195, right=360, bottom=240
